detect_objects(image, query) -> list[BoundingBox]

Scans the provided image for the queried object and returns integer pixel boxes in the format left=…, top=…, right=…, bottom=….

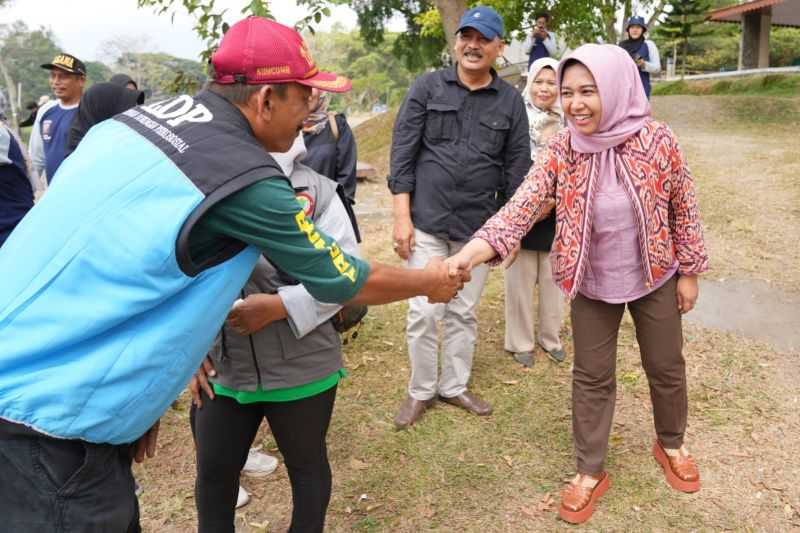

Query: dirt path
left=652, top=96, right=800, bottom=355
left=689, top=278, right=800, bottom=352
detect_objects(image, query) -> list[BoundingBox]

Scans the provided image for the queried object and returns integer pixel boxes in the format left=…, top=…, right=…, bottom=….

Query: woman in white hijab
left=504, top=57, right=566, bottom=368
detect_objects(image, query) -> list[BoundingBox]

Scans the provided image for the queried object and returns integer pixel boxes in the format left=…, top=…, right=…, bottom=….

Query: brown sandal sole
left=653, top=440, right=701, bottom=493
left=558, top=472, right=610, bottom=524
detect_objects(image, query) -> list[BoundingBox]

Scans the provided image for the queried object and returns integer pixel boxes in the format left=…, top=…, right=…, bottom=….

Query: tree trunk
left=620, top=0, right=632, bottom=40
left=599, top=0, right=619, bottom=43
left=0, top=55, right=19, bottom=130
left=434, top=0, right=467, bottom=61
left=647, top=0, right=669, bottom=29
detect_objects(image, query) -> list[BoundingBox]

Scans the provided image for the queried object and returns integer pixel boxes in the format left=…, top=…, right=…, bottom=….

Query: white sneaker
left=236, top=485, right=250, bottom=509
left=242, top=447, right=279, bottom=477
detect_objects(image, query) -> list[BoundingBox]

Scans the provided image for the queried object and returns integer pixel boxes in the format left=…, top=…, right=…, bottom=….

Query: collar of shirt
left=443, top=65, right=501, bottom=92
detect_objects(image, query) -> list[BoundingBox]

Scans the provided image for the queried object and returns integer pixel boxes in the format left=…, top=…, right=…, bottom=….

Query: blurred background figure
left=29, top=52, right=86, bottom=183
left=19, top=96, right=51, bottom=128
left=523, top=11, right=560, bottom=68
left=504, top=57, right=566, bottom=369
left=302, top=89, right=360, bottom=241
left=618, top=16, right=661, bottom=99
left=110, top=73, right=139, bottom=91
left=0, top=121, right=34, bottom=247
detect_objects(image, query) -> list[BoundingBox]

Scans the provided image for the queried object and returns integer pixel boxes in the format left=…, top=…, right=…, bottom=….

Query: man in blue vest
left=619, top=16, right=662, bottom=98
left=0, top=17, right=467, bottom=532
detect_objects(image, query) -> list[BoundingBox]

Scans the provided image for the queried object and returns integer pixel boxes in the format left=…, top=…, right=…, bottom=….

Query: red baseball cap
left=211, top=17, right=351, bottom=93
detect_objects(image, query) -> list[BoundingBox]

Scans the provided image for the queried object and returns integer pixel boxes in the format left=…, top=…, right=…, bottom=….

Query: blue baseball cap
left=626, top=16, right=647, bottom=31
left=456, top=6, right=504, bottom=40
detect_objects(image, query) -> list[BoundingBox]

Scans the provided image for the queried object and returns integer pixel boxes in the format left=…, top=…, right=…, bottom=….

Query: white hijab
left=523, top=57, right=563, bottom=157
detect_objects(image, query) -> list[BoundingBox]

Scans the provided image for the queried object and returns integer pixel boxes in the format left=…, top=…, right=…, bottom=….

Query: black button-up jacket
left=388, top=66, right=531, bottom=242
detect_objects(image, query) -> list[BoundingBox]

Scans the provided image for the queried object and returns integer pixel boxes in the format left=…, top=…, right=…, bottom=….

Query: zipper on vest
left=241, top=290, right=263, bottom=387
left=220, top=327, right=228, bottom=360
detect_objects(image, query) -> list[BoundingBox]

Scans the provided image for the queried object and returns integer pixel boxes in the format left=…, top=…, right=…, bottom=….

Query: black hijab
left=619, top=31, right=645, bottom=57
left=66, top=82, right=145, bottom=156
left=109, top=73, right=138, bottom=90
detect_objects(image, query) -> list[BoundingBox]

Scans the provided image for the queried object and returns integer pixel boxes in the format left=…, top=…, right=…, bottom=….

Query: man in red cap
left=0, top=17, right=467, bottom=532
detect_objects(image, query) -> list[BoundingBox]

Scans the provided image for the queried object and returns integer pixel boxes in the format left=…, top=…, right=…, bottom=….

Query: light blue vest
left=0, top=92, right=281, bottom=444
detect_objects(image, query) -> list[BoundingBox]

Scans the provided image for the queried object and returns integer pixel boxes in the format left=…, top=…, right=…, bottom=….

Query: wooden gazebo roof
left=708, top=0, right=800, bottom=27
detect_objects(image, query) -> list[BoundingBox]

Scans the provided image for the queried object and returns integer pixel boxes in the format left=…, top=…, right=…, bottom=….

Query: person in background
left=110, top=73, right=139, bottom=91
left=190, top=133, right=359, bottom=533
left=302, top=89, right=360, bottom=240
left=0, top=122, right=34, bottom=247
left=389, top=5, right=531, bottom=429
left=523, top=11, right=559, bottom=69
left=29, top=53, right=86, bottom=183
left=504, top=57, right=565, bottom=369
left=618, top=16, right=661, bottom=99
left=20, top=99, right=42, bottom=128
left=65, top=82, right=145, bottom=157
left=447, top=44, right=707, bottom=525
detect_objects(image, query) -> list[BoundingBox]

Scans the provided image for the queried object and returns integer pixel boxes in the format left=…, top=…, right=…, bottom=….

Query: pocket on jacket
left=476, top=116, right=510, bottom=156
left=424, top=103, right=459, bottom=141
left=275, top=321, right=340, bottom=361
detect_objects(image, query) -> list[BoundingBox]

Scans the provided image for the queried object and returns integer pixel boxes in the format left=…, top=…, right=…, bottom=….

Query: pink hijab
left=556, top=43, right=650, bottom=179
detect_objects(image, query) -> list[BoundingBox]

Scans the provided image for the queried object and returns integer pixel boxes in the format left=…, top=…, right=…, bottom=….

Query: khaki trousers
left=570, top=275, right=687, bottom=475
left=503, top=249, right=565, bottom=354
left=406, top=229, right=490, bottom=400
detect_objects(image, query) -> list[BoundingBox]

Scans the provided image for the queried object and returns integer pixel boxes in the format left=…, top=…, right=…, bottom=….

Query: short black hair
left=535, top=12, right=551, bottom=22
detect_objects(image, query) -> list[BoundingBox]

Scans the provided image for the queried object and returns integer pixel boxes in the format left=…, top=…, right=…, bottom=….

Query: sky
left=2, top=0, right=402, bottom=63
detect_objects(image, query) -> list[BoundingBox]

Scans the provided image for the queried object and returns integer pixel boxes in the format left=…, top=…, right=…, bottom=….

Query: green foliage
left=0, top=21, right=60, bottom=108
left=116, top=53, right=205, bottom=97
left=85, top=61, right=113, bottom=85
left=307, top=30, right=419, bottom=112
left=656, top=0, right=711, bottom=75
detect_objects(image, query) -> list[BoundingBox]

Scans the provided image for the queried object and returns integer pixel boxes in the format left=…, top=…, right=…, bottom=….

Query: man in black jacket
left=388, top=5, right=531, bottom=429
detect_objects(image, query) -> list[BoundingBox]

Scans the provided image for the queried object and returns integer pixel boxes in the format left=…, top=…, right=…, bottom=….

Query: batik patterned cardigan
left=474, top=119, right=709, bottom=299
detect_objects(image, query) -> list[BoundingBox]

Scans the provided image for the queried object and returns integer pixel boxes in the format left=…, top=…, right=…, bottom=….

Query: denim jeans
left=0, top=418, right=141, bottom=533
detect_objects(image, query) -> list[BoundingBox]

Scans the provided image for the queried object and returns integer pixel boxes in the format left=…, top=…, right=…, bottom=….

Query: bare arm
left=347, top=258, right=467, bottom=306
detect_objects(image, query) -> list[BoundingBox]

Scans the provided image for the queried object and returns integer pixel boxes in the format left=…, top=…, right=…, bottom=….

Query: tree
left=657, top=0, right=711, bottom=76
left=306, top=29, right=420, bottom=111
left=138, top=0, right=331, bottom=62
left=0, top=21, right=60, bottom=128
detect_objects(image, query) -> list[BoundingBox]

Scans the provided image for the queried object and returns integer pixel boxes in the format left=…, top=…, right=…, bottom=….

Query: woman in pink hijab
left=447, top=44, right=708, bottom=524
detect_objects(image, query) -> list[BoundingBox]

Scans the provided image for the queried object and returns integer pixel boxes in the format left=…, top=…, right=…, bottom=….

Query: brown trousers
left=570, top=275, right=687, bottom=476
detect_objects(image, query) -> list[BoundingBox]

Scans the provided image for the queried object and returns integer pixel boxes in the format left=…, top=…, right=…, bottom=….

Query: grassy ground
left=136, top=95, right=800, bottom=532
left=652, top=74, right=800, bottom=98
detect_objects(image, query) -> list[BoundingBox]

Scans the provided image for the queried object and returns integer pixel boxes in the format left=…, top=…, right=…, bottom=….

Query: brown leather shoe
left=394, top=396, right=434, bottom=429
left=653, top=440, right=701, bottom=493
left=438, top=391, right=492, bottom=416
left=558, top=472, right=610, bottom=524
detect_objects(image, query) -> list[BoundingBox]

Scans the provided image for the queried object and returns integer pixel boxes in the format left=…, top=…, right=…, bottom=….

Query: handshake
left=425, top=246, right=484, bottom=303
left=422, top=255, right=474, bottom=304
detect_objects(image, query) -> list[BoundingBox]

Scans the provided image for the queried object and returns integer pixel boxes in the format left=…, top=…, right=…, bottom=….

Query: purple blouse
left=580, top=170, right=677, bottom=304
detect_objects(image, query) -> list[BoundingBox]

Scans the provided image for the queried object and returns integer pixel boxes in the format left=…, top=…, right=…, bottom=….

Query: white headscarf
left=523, top=57, right=563, bottom=157
left=269, top=133, right=307, bottom=177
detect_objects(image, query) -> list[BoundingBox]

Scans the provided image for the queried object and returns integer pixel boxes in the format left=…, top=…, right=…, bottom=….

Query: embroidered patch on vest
left=295, top=191, right=314, bottom=216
